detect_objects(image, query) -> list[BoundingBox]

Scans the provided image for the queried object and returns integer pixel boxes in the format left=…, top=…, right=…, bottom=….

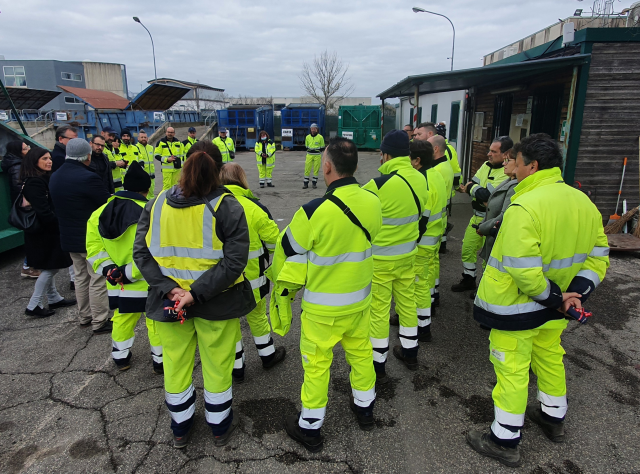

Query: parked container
left=281, top=103, right=325, bottom=149
left=217, top=105, right=274, bottom=150
left=337, top=105, right=381, bottom=150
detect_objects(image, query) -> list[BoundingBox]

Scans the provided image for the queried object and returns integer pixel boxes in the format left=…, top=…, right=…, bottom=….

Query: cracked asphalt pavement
left=1, top=150, right=639, bottom=473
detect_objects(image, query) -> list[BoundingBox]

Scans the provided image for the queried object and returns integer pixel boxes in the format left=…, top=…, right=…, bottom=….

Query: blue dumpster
left=217, top=105, right=274, bottom=150
left=280, top=103, right=325, bottom=149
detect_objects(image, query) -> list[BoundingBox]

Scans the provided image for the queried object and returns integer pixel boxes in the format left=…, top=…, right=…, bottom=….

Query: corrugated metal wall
left=83, top=62, right=127, bottom=98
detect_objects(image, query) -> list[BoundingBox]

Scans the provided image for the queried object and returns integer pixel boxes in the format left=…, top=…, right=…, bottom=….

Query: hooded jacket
left=133, top=185, right=255, bottom=322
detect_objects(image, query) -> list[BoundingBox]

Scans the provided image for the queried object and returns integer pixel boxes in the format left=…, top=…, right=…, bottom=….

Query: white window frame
left=3, top=66, right=27, bottom=87
left=61, top=72, right=82, bottom=81
left=64, top=96, right=83, bottom=104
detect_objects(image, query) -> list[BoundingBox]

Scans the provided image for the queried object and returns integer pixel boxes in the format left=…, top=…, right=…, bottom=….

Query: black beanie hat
left=123, top=161, right=151, bottom=193
left=380, top=129, right=410, bottom=157
left=120, top=128, right=132, bottom=138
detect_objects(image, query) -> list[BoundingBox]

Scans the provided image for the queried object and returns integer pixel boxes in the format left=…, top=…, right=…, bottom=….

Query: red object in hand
left=567, top=307, right=592, bottom=324
left=163, top=300, right=186, bottom=324
left=106, top=268, right=125, bottom=290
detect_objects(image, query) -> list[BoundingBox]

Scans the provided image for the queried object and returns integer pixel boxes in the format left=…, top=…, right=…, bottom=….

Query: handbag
left=8, top=179, right=42, bottom=233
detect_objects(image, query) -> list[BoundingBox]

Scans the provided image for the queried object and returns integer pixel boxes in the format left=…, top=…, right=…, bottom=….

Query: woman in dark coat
left=20, top=147, right=76, bottom=317
left=1, top=140, right=40, bottom=278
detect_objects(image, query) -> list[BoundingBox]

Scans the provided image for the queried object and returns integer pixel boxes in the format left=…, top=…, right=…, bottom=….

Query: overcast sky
left=2, top=0, right=597, bottom=100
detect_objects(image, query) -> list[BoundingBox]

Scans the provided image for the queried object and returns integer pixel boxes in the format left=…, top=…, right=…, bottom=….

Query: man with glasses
left=451, top=136, right=512, bottom=293
left=89, top=135, right=115, bottom=194
left=51, top=125, right=78, bottom=172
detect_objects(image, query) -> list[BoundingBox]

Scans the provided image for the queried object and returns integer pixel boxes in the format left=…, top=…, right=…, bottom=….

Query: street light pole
left=412, top=7, right=455, bottom=71
left=133, top=17, right=157, bottom=81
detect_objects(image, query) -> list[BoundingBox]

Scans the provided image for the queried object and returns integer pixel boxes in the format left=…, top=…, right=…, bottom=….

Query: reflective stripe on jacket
left=213, top=137, right=235, bottom=161
left=255, top=140, right=276, bottom=167
left=469, top=162, right=510, bottom=217
left=305, top=134, right=325, bottom=156
left=86, top=192, right=149, bottom=312
left=417, top=167, right=448, bottom=247
left=269, top=177, right=382, bottom=326
left=146, top=191, right=244, bottom=291
left=474, top=167, right=609, bottom=331
left=225, top=184, right=280, bottom=302
left=362, top=157, right=430, bottom=260
left=154, top=138, right=186, bottom=171
left=136, top=143, right=155, bottom=176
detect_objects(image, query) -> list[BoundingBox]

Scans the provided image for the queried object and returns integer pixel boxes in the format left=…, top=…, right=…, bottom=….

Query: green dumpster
left=337, top=105, right=381, bottom=150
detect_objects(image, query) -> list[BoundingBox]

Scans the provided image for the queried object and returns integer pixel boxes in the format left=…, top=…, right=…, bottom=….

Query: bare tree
left=230, top=95, right=274, bottom=106
left=299, top=50, right=354, bottom=114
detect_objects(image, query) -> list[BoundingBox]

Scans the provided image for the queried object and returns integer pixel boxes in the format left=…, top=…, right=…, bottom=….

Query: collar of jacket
left=115, top=190, right=148, bottom=202
left=486, top=160, right=504, bottom=170
left=326, top=176, right=358, bottom=194
left=64, top=158, right=94, bottom=171
left=54, top=141, right=66, bottom=152
left=166, top=185, right=227, bottom=209
left=378, top=156, right=412, bottom=175
left=512, top=167, right=563, bottom=202
left=432, top=156, right=448, bottom=167
left=224, top=184, right=256, bottom=200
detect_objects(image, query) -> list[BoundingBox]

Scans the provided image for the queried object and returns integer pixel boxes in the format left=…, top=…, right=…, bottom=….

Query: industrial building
left=380, top=16, right=640, bottom=221
left=0, top=59, right=128, bottom=111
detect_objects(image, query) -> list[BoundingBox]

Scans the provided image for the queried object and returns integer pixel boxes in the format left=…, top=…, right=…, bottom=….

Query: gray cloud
left=1, top=0, right=583, bottom=99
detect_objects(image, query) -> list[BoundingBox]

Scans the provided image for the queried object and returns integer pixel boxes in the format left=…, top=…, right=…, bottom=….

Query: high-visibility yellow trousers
left=303, top=154, right=321, bottom=183
left=146, top=178, right=155, bottom=201
left=298, top=309, right=376, bottom=434
left=111, top=311, right=163, bottom=371
left=155, top=318, right=240, bottom=437
left=489, top=319, right=569, bottom=448
left=257, top=164, right=274, bottom=185
left=461, top=215, right=485, bottom=278
left=370, top=256, right=418, bottom=373
left=234, top=299, right=276, bottom=373
left=162, top=169, right=180, bottom=191
left=415, top=245, right=438, bottom=335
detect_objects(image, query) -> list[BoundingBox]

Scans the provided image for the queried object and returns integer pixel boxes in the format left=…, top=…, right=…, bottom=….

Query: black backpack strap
left=393, top=172, right=422, bottom=217
left=325, top=193, right=371, bottom=243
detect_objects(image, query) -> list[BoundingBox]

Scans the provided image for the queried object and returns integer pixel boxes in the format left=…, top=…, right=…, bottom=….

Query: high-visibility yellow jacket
left=444, top=139, right=462, bottom=189
left=474, top=167, right=609, bottom=330
left=212, top=136, right=235, bottom=162
left=154, top=138, right=185, bottom=173
left=225, top=184, right=280, bottom=302
left=118, top=142, right=139, bottom=177
left=104, top=144, right=123, bottom=188
left=433, top=156, right=454, bottom=206
left=255, top=140, right=276, bottom=167
left=86, top=191, right=149, bottom=312
left=305, top=133, right=325, bottom=158
left=467, top=161, right=509, bottom=217
left=146, top=190, right=245, bottom=292
left=416, top=166, right=448, bottom=247
left=268, top=177, right=382, bottom=334
left=362, top=156, right=430, bottom=260
left=183, top=136, right=197, bottom=156
left=136, top=143, right=155, bottom=177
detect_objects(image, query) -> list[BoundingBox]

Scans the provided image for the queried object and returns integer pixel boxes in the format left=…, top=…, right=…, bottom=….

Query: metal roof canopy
left=148, top=78, right=224, bottom=92
left=0, top=87, right=60, bottom=110
left=127, top=83, right=190, bottom=111
left=58, top=85, right=130, bottom=110
left=378, top=54, right=591, bottom=99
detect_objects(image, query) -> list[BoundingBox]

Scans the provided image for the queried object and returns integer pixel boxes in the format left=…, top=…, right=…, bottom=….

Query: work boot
left=312, top=182, right=317, bottom=189
left=262, top=346, right=286, bottom=370
left=451, top=274, right=476, bottom=292
left=526, top=406, right=565, bottom=443
left=173, top=425, right=193, bottom=449
left=303, top=182, right=309, bottom=189
left=439, top=242, right=447, bottom=254
left=93, top=320, right=113, bottom=335
left=214, top=414, right=240, bottom=447
left=153, top=362, right=164, bottom=375
left=284, top=413, right=324, bottom=453
left=466, top=430, right=521, bottom=468
left=233, top=370, right=245, bottom=384
left=116, top=352, right=132, bottom=372
left=260, top=183, right=265, bottom=188
left=267, top=182, right=275, bottom=187
left=375, top=369, right=390, bottom=386
left=418, top=327, right=432, bottom=342
left=392, top=346, right=418, bottom=371
left=349, top=394, right=375, bottom=431
left=389, top=313, right=399, bottom=326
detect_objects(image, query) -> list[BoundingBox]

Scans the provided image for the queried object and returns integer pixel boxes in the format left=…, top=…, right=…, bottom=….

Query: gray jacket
left=478, top=177, right=518, bottom=262
left=133, top=186, right=256, bottom=322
